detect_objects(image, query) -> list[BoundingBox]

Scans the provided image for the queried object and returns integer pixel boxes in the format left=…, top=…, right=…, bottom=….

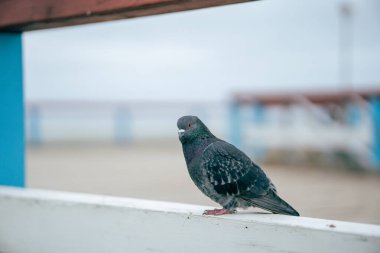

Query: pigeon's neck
left=183, top=134, right=215, bottom=165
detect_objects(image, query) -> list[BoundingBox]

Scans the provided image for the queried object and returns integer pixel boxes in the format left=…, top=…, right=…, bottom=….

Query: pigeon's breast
left=186, top=142, right=214, bottom=186
left=187, top=155, right=205, bottom=187
left=187, top=149, right=235, bottom=207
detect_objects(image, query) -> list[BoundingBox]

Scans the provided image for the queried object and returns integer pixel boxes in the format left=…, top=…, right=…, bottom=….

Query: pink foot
left=203, top=209, right=236, bottom=216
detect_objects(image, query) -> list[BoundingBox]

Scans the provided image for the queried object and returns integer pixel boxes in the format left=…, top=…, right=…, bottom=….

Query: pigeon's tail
left=242, top=190, right=300, bottom=216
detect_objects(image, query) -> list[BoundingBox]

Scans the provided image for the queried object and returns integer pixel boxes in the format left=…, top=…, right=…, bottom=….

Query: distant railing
left=0, top=187, right=379, bottom=253
left=25, top=101, right=227, bottom=144
left=25, top=99, right=378, bottom=170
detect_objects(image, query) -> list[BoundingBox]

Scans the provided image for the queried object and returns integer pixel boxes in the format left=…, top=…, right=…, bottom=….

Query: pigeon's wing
left=200, top=141, right=271, bottom=197
left=201, top=141, right=299, bottom=216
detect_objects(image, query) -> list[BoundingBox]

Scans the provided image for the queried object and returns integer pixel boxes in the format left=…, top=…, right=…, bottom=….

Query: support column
left=252, top=102, right=266, bottom=124
left=0, top=33, right=25, bottom=187
left=371, top=97, right=380, bottom=170
left=114, top=107, right=131, bottom=144
left=229, top=101, right=242, bottom=148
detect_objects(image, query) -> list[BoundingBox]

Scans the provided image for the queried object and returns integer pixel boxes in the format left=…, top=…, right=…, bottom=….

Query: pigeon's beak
left=178, top=129, right=185, bottom=138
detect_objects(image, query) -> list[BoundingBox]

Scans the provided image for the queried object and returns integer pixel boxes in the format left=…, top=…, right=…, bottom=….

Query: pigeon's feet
left=203, top=208, right=236, bottom=216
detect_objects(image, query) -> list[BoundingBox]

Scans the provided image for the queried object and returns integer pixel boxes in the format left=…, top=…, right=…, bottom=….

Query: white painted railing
left=0, top=187, right=379, bottom=253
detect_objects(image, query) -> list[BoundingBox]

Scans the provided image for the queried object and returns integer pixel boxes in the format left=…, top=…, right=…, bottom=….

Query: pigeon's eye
left=188, top=123, right=192, bottom=128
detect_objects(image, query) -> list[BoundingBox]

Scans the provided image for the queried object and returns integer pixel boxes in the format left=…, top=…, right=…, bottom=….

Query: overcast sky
left=24, top=0, right=380, bottom=102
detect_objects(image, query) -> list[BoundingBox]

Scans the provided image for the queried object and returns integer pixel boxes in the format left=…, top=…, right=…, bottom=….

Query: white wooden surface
left=0, top=187, right=379, bottom=253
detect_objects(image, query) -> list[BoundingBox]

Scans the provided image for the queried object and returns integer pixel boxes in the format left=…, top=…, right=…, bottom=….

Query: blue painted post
left=346, top=102, right=360, bottom=127
left=370, top=97, right=380, bottom=170
left=251, top=103, right=267, bottom=160
left=0, top=33, right=25, bottom=187
left=229, top=102, right=242, bottom=148
left=252, top=103, right=266, bottom=124
left=114, top=108, right=131, bottom=144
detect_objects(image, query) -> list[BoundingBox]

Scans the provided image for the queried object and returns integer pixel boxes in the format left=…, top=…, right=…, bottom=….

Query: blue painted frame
left=0, top=33, right=25, bottom=187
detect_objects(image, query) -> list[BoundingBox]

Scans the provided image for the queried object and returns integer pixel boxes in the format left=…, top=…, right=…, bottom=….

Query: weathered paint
left=0, top=187, right=379, bottom=253
left=0, top=33, right=24, bottom=187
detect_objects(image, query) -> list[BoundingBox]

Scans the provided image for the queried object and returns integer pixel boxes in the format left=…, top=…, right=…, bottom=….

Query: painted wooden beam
left=0, top=187, right=379, bottom=253
left=0, top=0, right=256, bottom=32
left=0, top=33, right=25, bottom=187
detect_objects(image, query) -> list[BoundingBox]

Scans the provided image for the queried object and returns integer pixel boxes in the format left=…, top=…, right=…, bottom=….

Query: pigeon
left=177, top=115, right=299, bottom=216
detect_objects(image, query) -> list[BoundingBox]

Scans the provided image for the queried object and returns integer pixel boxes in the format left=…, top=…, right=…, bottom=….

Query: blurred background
left=24, top=0, right=380, bottom=224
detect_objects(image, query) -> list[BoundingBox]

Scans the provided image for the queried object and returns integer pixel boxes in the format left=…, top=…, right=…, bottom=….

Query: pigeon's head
left=177, top=115, right=212, bottom=143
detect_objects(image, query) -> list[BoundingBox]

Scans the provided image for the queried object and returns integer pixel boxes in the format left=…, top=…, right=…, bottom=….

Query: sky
left=23, top=0, right=380, bottom=102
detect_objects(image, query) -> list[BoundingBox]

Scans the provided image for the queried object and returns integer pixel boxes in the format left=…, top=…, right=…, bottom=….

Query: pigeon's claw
left=203, top=208, right=236, bottom=216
